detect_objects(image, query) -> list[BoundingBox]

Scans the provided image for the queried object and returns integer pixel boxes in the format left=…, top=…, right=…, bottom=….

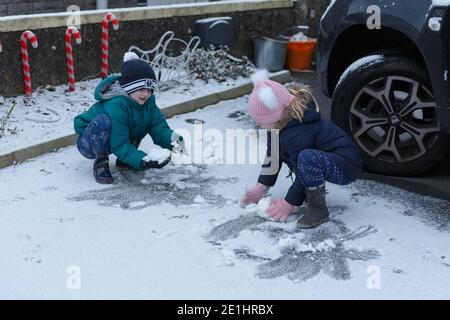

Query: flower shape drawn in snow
left=207, top=215, right=380, bottom=282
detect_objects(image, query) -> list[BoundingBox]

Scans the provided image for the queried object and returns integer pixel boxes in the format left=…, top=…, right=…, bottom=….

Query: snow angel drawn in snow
left=240, top=69, right=364, bottom=229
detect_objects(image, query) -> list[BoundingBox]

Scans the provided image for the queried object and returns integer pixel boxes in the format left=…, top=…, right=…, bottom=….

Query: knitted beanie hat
left=119, top=52, right=157, bottom=94
left=247, top=69, right=295, bottom=124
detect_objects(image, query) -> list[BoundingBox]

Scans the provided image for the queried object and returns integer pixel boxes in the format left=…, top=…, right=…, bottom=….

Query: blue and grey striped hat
left=119, top=52, right=157, bottom=94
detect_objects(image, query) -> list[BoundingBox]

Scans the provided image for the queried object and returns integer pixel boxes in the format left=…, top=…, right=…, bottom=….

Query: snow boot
left=93, top=153, right=113, bottom=184
left=297, top=184, right=329, bottom=229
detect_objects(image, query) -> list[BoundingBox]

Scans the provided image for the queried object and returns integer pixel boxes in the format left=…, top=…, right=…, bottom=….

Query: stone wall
left=0, top=1, right=299, bottom=95
left=294, top=0, right=331, bottom=38
left=1, top=0, right=331, bottom=21
left=0, top=0, right=332, bottom=96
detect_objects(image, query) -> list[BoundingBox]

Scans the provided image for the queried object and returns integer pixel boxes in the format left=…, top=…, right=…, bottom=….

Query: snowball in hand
left=143, top=146, right=171, bottom=164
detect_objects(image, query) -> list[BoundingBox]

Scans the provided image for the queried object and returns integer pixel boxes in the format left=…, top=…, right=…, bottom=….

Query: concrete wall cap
left=0, top=0, right=293, bottom=32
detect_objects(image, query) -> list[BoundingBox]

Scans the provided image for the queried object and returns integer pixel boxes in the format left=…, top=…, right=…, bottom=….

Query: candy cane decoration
left=101, top=13, right=119, bottom=78
left=20, top=31, right=38, bottom=96
left=65, top=26, right=82, bottom=92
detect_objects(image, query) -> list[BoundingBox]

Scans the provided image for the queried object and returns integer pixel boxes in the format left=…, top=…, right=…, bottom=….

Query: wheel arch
left=328, top=25, right=428, bottom=99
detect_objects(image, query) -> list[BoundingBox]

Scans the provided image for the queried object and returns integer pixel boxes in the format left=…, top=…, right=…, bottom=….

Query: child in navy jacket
left=240, top=70, right=363, bottom=228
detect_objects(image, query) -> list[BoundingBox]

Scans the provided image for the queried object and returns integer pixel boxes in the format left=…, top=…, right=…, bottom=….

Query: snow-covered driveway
left=1, top=96, right=450, bottom=299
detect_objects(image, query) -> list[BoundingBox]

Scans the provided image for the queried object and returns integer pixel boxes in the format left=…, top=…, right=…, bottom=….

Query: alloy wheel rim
left=349, top=76, right=440, bottom=164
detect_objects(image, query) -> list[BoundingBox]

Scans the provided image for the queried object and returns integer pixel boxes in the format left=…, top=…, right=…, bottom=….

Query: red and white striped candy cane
left=20, top=30, right=38, bottom=96
left=101, top=13, right=119, bottom=78
left=65, top=26, right=82, bottom=92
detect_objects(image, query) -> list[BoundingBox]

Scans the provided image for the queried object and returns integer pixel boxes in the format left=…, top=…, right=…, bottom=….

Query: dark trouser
left=297, top=149, right=355, bottom=188
left=76, top=114, right=111, bottom=159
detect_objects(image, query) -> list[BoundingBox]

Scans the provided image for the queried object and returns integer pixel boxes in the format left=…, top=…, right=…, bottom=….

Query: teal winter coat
left=74, top=75, right=174, bottom=170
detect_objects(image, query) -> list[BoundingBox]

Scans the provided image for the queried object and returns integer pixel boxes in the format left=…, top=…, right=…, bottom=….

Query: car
left=317, top=0, right=450, bottom=176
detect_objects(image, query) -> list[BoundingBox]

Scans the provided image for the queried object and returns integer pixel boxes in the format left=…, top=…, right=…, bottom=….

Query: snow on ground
left=1, top=96, right=450, bottom=299
left=0, top=75, right=250, bottom=156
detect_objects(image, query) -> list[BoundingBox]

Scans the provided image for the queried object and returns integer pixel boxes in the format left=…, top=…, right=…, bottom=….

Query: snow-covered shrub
left=189, top=46, right=255, bottom=82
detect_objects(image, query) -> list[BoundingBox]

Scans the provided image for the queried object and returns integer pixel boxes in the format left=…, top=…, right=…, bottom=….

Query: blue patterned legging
left=297, top=149, right=352, bottom=188
left=76, top=114, right=111, bottom=159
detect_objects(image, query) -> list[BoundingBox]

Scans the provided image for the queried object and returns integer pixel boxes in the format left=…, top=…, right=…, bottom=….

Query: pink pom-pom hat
left=247, top=69, right=295, bottom=124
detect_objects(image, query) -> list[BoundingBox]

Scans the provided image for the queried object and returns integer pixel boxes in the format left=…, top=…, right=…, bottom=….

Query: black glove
left=143, top=154, right=171, bottom=169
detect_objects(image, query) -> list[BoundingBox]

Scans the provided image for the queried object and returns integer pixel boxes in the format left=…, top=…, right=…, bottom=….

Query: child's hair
left=276, top=83, right=320, bottom=130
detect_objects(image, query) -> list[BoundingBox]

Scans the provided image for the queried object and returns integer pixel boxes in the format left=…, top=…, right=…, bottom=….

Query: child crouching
left=240, top=70, right=362, bottom=228
left=74, top=52, right=184, bottom=184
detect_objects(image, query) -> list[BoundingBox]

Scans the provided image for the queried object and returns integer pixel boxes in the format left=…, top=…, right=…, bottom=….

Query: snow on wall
left=432, top=0, right=450, bottom=6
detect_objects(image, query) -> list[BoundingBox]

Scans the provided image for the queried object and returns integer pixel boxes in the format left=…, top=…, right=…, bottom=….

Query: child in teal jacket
left=74, top=53, right=184, bottom=184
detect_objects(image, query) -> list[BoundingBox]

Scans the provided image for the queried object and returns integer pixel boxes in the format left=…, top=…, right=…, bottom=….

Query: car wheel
left=331, top=55, right=448, bottom=176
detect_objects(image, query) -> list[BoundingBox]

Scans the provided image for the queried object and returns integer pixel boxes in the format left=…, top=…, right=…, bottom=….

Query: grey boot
left=297, top=184, right=329, bottom=229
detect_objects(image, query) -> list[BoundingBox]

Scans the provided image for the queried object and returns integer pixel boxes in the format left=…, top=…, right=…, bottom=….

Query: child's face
left=260, top=122, right=277, bottom=130
left=129, top=89, right=152, bottom=105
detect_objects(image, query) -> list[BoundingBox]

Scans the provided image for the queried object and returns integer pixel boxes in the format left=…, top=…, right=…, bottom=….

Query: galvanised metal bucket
left=253, top=37, right=288, bottom=72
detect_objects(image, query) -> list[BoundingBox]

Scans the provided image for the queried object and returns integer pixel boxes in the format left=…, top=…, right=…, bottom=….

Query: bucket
left=279, top=26, right=317, bottom=70
left=285, top=39, right=317, bottom=70
left=253, top=37, right=288, bottom=72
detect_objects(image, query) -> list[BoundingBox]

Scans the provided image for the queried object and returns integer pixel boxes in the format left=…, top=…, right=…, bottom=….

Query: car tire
left=331, top=55, right=448, bottom=176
